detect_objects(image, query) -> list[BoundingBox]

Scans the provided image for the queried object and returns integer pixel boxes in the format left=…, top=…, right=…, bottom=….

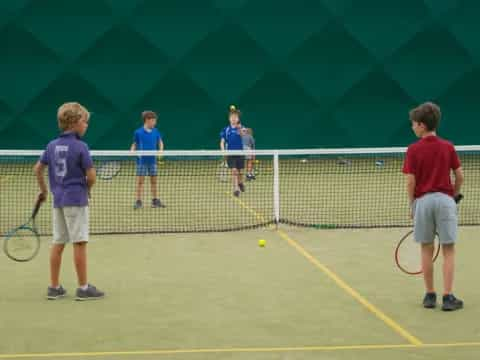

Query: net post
left=273, top=151, right=280, bottom=227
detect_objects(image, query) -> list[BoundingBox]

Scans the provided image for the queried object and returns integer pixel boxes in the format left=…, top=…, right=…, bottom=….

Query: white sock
left=80, top=284, right=88, bottom=290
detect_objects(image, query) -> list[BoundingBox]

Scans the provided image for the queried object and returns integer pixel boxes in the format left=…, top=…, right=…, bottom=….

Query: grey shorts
left=413, top=192, right=457, bottom=245
left=53, top=206, right=89, bottom=244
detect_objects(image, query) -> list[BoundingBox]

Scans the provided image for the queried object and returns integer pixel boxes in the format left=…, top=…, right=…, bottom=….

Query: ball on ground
left=258, top=239, right=266, bottom=247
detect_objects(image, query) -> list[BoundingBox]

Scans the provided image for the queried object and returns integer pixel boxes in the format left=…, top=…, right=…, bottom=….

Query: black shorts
left=226, top=156, right=245, bottom=169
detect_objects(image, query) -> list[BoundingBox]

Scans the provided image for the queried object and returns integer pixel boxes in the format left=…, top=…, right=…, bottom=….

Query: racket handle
left=454, top=193, right=463, bottom=204
left=32, top=195, right=45, bottom=219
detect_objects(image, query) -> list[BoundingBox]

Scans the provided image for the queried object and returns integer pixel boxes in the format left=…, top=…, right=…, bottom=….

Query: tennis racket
left=3, top=196, right=44, bottom=262
left=395, top=193, right=463, bottom=275
left=395, top=230, right=440, bottom=275
left=97, top=161, right=121, bottom=180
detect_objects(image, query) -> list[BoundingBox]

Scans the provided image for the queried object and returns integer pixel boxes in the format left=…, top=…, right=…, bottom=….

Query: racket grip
left=32, top=196, right=44, bottom=219
left=454, top=193, right=463, bottom=204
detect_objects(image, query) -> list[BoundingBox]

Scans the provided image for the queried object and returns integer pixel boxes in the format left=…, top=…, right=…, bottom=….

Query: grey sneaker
left=152, top=198, right=165, bottom=208
left=239, top=183, right=245, bottom=192
left=233, top=190, right=241, bottom=197
left=76, top=284, right=105, bottom=301
left=442, top=294, right=463, bottom=311
left=422, top=292, right=437, bottom=309
left=134, top=200, right=143, bottom=210
left=47, top=285, right=67, bottom=300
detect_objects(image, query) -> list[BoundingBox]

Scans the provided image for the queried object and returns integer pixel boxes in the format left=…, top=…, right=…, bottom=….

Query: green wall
left=0, top=0, right=479, bottom=150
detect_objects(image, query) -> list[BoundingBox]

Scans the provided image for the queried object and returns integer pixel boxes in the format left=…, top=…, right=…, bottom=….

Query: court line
left=3, top=342, right=480, bottom=359
left=229, top=194, right=422, bottom=346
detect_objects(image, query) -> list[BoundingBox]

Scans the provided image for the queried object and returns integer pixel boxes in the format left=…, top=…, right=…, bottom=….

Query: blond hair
left=57, top=102, right=90, bottom=131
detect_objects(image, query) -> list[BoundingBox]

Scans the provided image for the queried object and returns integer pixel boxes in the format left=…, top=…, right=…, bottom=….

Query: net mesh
left=1, top=148, right=479, bottom=236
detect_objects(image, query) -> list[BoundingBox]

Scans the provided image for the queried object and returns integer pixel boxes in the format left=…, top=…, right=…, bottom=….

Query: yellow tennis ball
left=258, top=239, right=266, bottom=247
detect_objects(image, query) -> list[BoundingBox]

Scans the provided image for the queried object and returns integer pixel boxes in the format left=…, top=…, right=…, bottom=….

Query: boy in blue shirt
left=220, top=105, right=246, bottom=197
left=131, top=111, right=165, bottom=209
left=34, top=102, right=104, bottom=301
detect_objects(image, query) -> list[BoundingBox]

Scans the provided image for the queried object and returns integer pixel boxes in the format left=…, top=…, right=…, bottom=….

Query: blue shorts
left=136, top=163, right=158, bottom=176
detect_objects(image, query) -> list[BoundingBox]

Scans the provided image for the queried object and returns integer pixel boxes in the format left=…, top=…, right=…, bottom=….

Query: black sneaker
left=233, top=190, right=241, bottom=197
left=251, top=174, right=256, bottom=180
left=442, top=294, right=463, bottom=311
left=134, top=200, right=143, bottom=210
left=47, top=285, right=67, bottom=300
left=422, top=292, right=437, bottom=309
left=246, top=174, right=253, bottom=181
left=239, top=183, right=245, bottom=192
left=76, top=284, right=105, bottom=301
left=152, top=198, right=166, bottom=208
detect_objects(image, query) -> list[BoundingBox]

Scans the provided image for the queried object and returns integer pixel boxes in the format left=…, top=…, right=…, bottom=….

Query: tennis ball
left=258, top=239, right=266, bottom=247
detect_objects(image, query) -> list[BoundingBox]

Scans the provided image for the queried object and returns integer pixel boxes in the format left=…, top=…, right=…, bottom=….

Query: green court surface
left=1, top=226, right=479, bottom=360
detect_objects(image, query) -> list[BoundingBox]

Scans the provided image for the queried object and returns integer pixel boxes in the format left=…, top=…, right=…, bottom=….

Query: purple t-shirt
left=40, top=132, right=93, bottom=208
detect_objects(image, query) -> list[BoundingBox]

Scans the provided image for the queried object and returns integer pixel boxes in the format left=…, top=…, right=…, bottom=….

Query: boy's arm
left=453, top=167, right=464, bottom=196
left=130, top=143, right=136, bottom=151
left=86, top=167, right=96, bottom=198
left=220, top=138, right=226, bottom=151
left=406, top=174, right=416, bottom=218
left=159, top=140, right=164, bottom=152
left=33, top=161, right=48, bottom=202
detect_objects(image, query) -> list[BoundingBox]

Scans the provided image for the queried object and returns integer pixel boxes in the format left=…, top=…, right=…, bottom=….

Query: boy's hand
left=37, top=191, right=47, bottom=203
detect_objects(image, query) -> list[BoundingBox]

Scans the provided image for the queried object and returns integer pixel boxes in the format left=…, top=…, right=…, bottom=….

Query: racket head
left=3, top=225, right=41, bottom=262
left=395, top=230, right=440, bottom=275
left=97, top=161, right=121, bottom=180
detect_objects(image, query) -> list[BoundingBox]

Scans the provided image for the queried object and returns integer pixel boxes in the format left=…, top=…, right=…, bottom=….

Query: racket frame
left=395, top=230, right=441, bottom=275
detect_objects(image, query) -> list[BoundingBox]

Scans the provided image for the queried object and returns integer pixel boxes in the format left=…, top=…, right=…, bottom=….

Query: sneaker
left=47, top=285, right=67, bottom=300
left=233, top=190, right=241, bottom=197
left=246, top=174, right=252, bottom=181
left=442, top=294, right=463, bottom=311
left=134, top=200, right=143, bottom=210
left=152, top=198, right=166, bottom=208
left=76, top=284, right=105, bottom=301
left=422, top=292, right=437, bottom=309
left=239, top=183, right=245, bottom=192
left=251, top=174, right=256, bottom=180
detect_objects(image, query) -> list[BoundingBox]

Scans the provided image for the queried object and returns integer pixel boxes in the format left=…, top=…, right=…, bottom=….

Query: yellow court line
left=229, top=194, right=422, bottom=346
left=3, top=342, right=480, bottom=359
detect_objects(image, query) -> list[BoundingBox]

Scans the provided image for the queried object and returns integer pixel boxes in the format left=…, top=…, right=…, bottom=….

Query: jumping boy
left=403, top=102, right=464, bottom=311
left=34, top=102, right=104, bottom=301
left=220, top=105, right=245, bottom=197
left=131, top=111, right=165, bottom=209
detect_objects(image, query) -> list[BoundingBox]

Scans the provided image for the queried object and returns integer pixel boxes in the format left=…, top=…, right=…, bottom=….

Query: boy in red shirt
left=403, top=102, right=464, bottom=311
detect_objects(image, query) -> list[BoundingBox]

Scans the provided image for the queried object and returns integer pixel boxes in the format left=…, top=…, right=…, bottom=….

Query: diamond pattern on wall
left=0, top=0, right=479, bottom=150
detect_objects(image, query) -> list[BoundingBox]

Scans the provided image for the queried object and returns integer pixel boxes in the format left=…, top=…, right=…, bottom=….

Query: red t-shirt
left=402, top=135, right=461, bottom=199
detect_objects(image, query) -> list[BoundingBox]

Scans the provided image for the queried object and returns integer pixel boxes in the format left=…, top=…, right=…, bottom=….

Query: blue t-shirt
left=40, top=132, right=93, bottom=208
left=134, top=127, right=162, bottom=164
left=220, top=126, right=244, bottom=150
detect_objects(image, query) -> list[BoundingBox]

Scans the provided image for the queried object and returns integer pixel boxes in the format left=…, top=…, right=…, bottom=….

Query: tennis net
left=1, top=147, right=479, bottom=235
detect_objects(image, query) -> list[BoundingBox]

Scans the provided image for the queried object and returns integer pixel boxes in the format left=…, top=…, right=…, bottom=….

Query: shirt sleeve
left=450, top=145, right=461, bottom=170
left=402, top=147, right=415, bottom=174
left=80, top=143, right=93, bottom=171
left=39, top=146, right=49, bottom=165
left=220, top=127, right=226, bottom=140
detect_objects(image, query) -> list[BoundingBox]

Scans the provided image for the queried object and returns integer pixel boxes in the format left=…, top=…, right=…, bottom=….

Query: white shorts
left=53, top=206, right=89, bottom=244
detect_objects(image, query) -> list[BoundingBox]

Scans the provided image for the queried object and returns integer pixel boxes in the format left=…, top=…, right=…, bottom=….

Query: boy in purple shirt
left=34, top=102, right=104, bottom=301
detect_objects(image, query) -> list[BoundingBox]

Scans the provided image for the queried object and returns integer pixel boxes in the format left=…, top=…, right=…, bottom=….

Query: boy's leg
left=150, top=176, right=157, bottom=200
left=232, top=168, right=239, bottom=191
left=73, top=242, right=88, bottom=287
left=50, top=244, right=65, bottom=288
left=421, top=243, right=435, bottom=293
left=442, top=244, right=455, bottom=295
left=136, top=176, right=145, bottom=200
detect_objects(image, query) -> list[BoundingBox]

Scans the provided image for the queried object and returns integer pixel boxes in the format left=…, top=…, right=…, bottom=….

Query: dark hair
left=142, top=110, right=157, bottom=122
left=409, top=102, right=441, bottom=131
